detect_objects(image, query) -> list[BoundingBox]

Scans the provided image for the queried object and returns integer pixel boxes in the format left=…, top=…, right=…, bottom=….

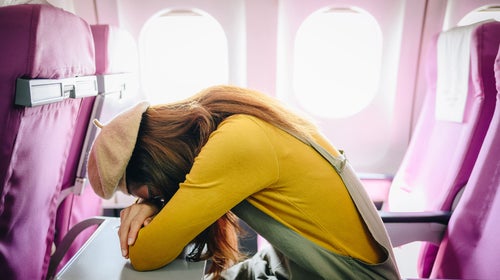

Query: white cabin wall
left=444, top=0, right=500, bottom=30
left=70, top=0, right=120, bottom=27
left=71, top=0, right=97, bottom=24
left=94, top=0, right=120, bottom=26
left=245, top=0, right=279, bottom=96
left=392, top=0, right=429, bottom=168
left=46, top=0, right=75, bottom=13
left=410, top=0, right=448, bottom=132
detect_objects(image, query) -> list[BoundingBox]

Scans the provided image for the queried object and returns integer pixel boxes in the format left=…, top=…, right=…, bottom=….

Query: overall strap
left=285, top=130, right=399, bottom=275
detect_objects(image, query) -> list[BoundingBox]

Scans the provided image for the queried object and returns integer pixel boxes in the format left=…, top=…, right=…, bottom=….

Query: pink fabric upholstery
left=429, top=45, right=500, bottom=279
left=0, top=4, right=95, bottom=279
left=387, top=21, right=500, bottom=277
left=53, top=96, right=99, bottom=271
left=53, top=24, right=140, bottom=272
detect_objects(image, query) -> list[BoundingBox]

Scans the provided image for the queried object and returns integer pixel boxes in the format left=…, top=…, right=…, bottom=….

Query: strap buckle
left=335, top=150, right=348, bottom=173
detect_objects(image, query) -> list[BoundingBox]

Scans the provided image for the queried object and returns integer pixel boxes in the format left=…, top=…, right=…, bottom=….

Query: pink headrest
left=0, top=4, right=95, bottom=80
left=425, top=21, right=500, bottom=114
left=91, top=24, right=138, bottom=75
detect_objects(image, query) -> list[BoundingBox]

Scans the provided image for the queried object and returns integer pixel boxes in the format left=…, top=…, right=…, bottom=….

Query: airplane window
left=458, top=6, right=500, bottom=26
left=293, top=7, right=382, bottom=119
left=139, top=10, right=229, bottom=105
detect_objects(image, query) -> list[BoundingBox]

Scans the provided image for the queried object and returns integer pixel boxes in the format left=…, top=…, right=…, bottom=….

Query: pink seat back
left=0, top=4, right=95, bottom=279
left=89, top=24, right=142, bottom=117
left=429, top=44, right=500, bottom=279
left=387, top=21, right=500, bottom=277
left=54, top=24, right=142, bottom=272
left=92, top=24, right=140, bottom=75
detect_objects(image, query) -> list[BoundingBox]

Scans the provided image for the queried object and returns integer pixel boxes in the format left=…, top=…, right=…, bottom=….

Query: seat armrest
left=358, top=172, right=394, bottom=180
left=380, top=211, right=451, bottom=224
left=380, top=211, right=451, bottom=247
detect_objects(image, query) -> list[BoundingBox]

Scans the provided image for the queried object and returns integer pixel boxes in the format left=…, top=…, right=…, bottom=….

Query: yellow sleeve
left=128, top=115, right=279, bottom=270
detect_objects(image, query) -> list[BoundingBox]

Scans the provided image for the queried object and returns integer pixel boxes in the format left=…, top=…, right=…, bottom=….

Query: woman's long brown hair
left=125, top=85, right=317, bottom=278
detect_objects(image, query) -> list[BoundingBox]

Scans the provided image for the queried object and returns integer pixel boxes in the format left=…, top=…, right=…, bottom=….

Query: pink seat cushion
left=0, top=4, right=95, bottom=279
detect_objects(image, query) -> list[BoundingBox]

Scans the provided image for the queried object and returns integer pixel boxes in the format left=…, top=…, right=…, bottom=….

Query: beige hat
left=87, top=101, right=150, bottom=199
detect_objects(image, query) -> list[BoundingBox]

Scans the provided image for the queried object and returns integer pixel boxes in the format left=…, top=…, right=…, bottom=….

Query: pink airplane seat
left=387, top=21, right=500, bottom=277
left=427, top=43, right=500, bottom=279
left=50, top=24, right=144, bottom=276
left=0, top=4, right=96, bottom=280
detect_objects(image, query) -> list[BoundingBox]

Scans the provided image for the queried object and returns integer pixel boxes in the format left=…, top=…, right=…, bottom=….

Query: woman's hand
left=118, top=202, right=159, bottom=258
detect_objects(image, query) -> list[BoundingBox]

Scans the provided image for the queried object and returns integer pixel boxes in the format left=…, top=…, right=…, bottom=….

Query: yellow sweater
left=129, top=114, right=382, bottom=270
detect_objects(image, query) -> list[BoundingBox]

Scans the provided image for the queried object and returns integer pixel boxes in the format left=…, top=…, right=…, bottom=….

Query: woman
left=87, top=85, right=400, bottom=279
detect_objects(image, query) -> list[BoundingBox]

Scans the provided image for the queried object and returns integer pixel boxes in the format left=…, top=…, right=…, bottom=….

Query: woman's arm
left=118, top=201, right=159, bottom=258
left=127, top=115, right=279, bottom=271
